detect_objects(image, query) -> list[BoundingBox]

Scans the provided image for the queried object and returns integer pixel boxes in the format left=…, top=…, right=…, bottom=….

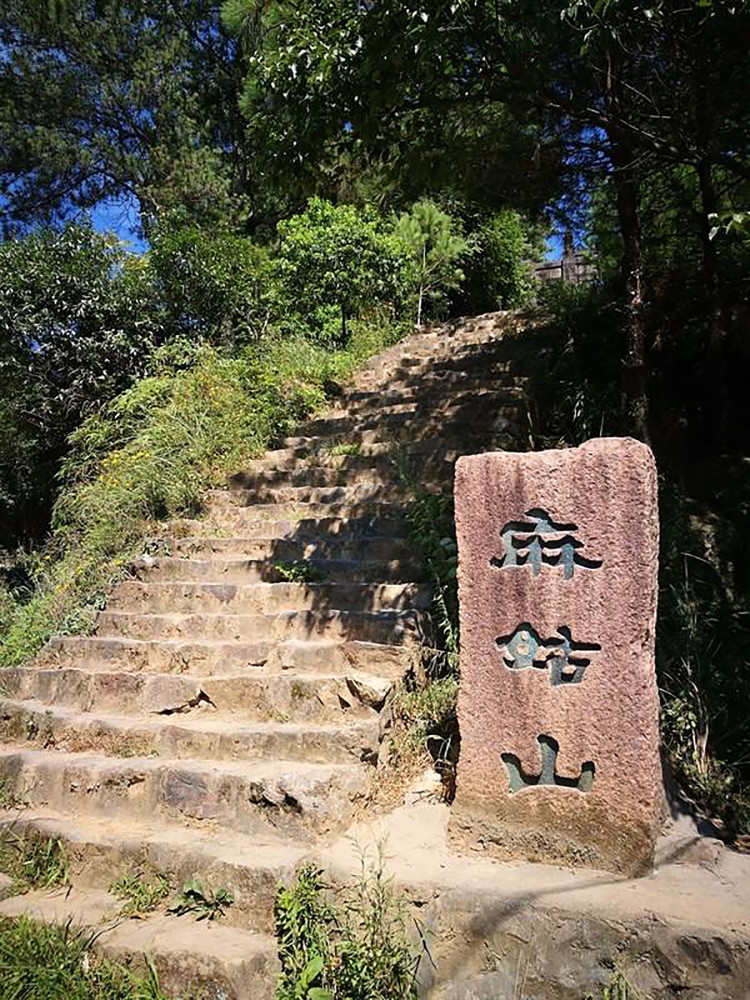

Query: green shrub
left=0, top=222, right=160, bottom=547
left=480, top=209, right=534, bottom=309
left=149, top=224, right=274, bottom=346
left=275, top=858, right=421, bottom=1000
left=275, top=198, right=410, bottom=344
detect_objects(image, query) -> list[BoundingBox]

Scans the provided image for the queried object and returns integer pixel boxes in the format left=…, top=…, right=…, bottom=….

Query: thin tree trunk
left=697, top=159, right=725, bottom=352
left=604, top=52, right=650, bottom=443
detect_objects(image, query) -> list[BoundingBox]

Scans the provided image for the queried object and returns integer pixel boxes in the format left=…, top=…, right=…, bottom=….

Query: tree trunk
left=604, top=53, right=650, bottom=443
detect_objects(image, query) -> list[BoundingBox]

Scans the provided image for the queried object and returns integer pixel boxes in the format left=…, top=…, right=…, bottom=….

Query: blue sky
left=90, top=195, right=148, bottom=253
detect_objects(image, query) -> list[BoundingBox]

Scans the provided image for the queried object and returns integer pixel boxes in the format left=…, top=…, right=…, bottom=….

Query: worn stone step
left=0, top=810, right=306, bottom=936
left=336, top=385, right=526, bottom=415
left=197, top=500, right=407, bottom=526
left=296, top=402, right=521, bottom=441
left=107, top=580, right=430, bottom=616
left=2, top=668, right=391, bottom=723
left=0, top=698, right=380, bottom=764
left=0, top=883, right=278, bottom=997
left=227, top=453, right=451, bottom=487
left=207, top=482, right=415, bottom=507
left=0, top=746, right=365, bottom=839
left=354, top=370, right=529, bottom=395
left=131, top=554, right=423, bottom=585
left=168, top=513, right=409, bottom=542
left=95, top=607, right=420, bottom=643
left=36, top=634, right=413, bottom=677
left=161, top=534, right=414, bottom=562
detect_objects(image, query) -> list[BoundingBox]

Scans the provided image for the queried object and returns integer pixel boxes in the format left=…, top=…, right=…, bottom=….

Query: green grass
left=0, top=916, right=169, bottom=1000
left=0, top=832, right=69, bottom=893
left=110, top=864, right=173, bottom=918
left=0, top=317, right=406, bottom=669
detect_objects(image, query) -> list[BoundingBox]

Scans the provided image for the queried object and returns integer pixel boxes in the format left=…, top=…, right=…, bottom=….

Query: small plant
left=167, top=879, right=234, bottom=921
left=274, top=561, right=327, bottom=584
left=405, top=491, right=459, bottom=678
left=0, top=777, right=25, bottom=810
left=0, top=831, right=69, bottom=892
left=275, top=853, right=422, bottom=1000
left=324, top=441, right=361, bottom=458
left=584, top=970, right=641, bottom=1000
left=110, top=861, right=173, bottom=918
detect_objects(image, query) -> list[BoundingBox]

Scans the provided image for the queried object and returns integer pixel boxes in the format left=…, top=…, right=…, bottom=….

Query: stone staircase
left=0, top=312, right=533, bottom=998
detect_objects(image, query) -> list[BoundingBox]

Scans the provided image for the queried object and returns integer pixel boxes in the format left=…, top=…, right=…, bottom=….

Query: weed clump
left=275, top=856, right=421, bottom=1000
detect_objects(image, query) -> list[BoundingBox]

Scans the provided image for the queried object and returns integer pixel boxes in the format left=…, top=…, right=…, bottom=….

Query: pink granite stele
left=450, top=437, right=661, bottom=876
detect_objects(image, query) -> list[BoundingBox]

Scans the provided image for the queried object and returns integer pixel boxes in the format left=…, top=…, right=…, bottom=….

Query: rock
left=345, top=673, right=393, bottom=710
left=451, top=438, right=661, bottom=875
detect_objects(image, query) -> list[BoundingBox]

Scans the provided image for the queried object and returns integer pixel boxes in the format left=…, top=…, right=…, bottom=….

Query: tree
left=0, top=223, right=159, bottom=543
left=395, top=201, right=467, bottom=325
left=275, top=198, right=409, bottom=343
left=0, top=0, right=252, bottom=235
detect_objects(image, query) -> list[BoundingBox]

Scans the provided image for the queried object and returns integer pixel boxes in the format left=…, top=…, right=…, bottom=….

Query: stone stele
left=450, top=437, right=661, bottom=876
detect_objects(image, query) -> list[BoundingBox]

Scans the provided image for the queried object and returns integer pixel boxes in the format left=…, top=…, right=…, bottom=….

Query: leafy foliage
left=0, top=222, right=159, bottom=545
left=275, top=858, right=421, bottom=1000
left=394, top=200, right=467, bottom=325
left=148, top=224, right=274, bottom=346
left=168, top=879, right=234, bottom=921
left=275, top=198, right=410, bottom=343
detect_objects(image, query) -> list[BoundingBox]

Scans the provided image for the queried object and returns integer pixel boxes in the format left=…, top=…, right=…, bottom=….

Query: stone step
left=353, top=370, right=529, bottom=394
left=107, top=580, right=430, bottom=616
left=131, top=554, right=423, bottom=585
left=95, top=607, right=420, bottom=643
left=207, top=482, right=412, bottom=508
left=335, top=384, right=526, bottom=414
left=0, top=810, right=305, bottom=936
left=36, top=634, right=413, bottom=677
left=167, top=513, right=409, bottom=542
left=3, top=668, right=391, bottom=723
left=296, top=401, right=521, bottom=441
left=161, top=534, right=414, bottom=561
left=0, top=746, right=365, bottom=839
left=194, top=500, right=407, bottom=526
left=0, top=886, right=278, bottom=999
left=0, top=698, right=380, bottom=764
left=227, top=452, right=452, bottom=487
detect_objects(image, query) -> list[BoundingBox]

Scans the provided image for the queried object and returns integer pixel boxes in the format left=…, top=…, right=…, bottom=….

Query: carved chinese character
left=496, top=623, right=600, bottom=685
left=501, top=735, right=595, bottom=793
left=491, top=507, right=603, bottom=580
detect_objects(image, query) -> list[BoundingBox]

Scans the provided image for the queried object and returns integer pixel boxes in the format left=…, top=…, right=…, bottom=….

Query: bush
left=149, top=224, right=274, bottom=346
left=275, top=858, right=421, bottom=1000
left=478, top=208, right=535, bottom=310
left=0, top=222, right=160, bottom=546
left=275, top=198, right=410, bottom=344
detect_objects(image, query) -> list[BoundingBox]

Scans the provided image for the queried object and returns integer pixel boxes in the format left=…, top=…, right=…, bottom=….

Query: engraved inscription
left=501, top=735, right=595, bottom=793
left=491, top=508, right=603, bottom=579
left=496, top=623, right=601, bottom=685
